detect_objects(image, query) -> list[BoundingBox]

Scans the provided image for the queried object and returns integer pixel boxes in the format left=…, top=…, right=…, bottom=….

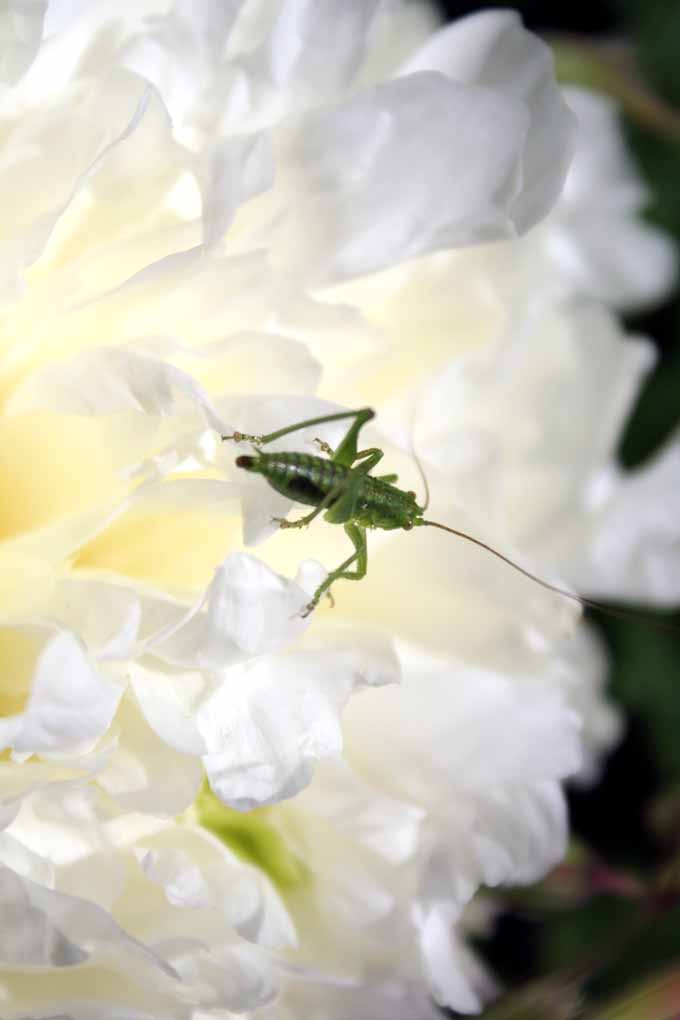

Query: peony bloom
left=0, top=1, right=677, bottom=1017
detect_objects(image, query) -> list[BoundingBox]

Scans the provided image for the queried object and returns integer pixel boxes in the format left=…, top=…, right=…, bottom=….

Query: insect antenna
left=406, top=412, right=430, bottom=511
left=422, top=519, right=680, bottom=633
left=412, top=446, right=430, bottom=511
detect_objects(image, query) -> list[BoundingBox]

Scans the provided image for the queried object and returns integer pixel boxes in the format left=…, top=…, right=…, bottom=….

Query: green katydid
left=223, top=406, right=663, bottom=624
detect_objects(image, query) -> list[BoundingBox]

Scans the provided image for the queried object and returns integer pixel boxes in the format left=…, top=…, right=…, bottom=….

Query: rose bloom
left=0, top=2, right=677, bottom=1018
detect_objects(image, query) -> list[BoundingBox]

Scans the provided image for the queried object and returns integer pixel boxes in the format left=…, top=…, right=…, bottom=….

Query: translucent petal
left=203, top=632, right=398, bottom=809
left=271, top=71, right=530, bottom=284
left=0, top=625, right=122, bottom=755
left=400, top=10, right=575, bottom=234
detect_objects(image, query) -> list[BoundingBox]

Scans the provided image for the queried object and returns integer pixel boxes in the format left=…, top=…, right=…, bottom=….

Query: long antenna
left=422, top=519, right=680, bottom=633
left=405, top=405, right=430, bottom=511
left=412, top=446, right=430, bottom=511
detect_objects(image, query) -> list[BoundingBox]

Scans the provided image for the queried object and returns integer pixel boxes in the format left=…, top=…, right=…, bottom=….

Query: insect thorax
left=354, top=475, right=422, bottom=530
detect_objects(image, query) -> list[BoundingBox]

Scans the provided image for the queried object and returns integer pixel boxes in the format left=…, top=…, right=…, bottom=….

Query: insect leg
left=331, top=409, right=377, bottom=467
left=351, top=448, right=384, bottom=469
left=313, top=438, right=335, bottom=456
left=322, top=451, right=384, bottom=526
left=302, top=523, right=367, bottom=616
left=222, top=408, right=375, bottom=449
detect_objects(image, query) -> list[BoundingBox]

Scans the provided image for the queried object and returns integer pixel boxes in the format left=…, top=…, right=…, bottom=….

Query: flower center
left=193, top=782, right=309, bottom=891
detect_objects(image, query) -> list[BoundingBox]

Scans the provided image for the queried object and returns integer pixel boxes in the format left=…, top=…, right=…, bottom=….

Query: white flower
left=0, top=1, right=574, bottom=802
left=0, top=1, right=676, bottom=1018
left=0, top=781, right=293, bottom=1019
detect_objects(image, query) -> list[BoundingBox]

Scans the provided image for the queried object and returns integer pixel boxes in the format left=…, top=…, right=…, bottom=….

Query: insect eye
left=404, top=521, right=413, bottom=531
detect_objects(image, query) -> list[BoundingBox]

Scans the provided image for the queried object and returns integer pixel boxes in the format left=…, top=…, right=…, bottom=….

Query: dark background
left=435, top=2, right=680, bottom=1016
left=438, top=0, right=621, bottom=33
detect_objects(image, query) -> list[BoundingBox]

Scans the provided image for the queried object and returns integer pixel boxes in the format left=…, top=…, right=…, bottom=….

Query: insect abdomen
left=238, top=452, right=349, bottom=507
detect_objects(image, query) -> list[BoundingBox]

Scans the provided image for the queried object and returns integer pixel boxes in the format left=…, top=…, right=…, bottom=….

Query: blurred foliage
left=437, top=1, right=680, bottom=1017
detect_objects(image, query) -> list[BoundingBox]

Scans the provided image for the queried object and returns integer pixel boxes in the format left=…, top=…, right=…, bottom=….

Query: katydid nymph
left=223, top=405, right=664, bottom=625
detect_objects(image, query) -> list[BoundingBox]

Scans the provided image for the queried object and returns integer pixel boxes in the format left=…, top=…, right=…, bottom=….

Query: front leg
left=314, top=437, right=335, bottom=457
left=302, top=523, right=367, bottom=617
left=223, top=407, right=374, bottom=450
left=221, top=429, right=264, bottom=446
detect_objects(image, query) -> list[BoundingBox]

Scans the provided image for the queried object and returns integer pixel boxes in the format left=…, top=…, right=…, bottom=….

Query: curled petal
left=150, top=552, right=319, bottom=668
left=416, top=903, right=498, bottom=1013
left=583, top=436, right=680, bottom=604
left=0, top=626, right=122, bottom=755
left=272, top=71, right=533, bottom=283
left=399, top=9, right=575, bottom=234
left=535, top=86, right=679, bottom=311
left=0, top=864, right=175, bottom=972
left=6, top=346, right=229, bottom=435
left=202, top=633, right=399, bottom=809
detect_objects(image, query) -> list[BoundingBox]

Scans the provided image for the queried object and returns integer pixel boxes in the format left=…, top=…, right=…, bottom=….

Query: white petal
left=556, top=624, right=622, bottom=785
left=6, top=346, right=229, bottom=435
left=581, top=436, right=680, bottom=604
left=295, top=757, right=423, bottom=866
left=97, top=693, right=203, bottom=815
left=0, top=753, right=100, bottom=830
left=202, top=636, right=398, bottom=809
left=200, top=131, right=274, bottom=247
left=138, top=823, right=296, bottom=949
left=129, top=662, right=210, bottom=756
left=0, top=864, right=174, bottom=973
left=0, top=865, right=86, bottom=965
left=416, top=904, right=498, bottom=1013
left=549, top=209, right=677, bottom=312
left=265, top=0, right=381, bottom=95
left=0, top=831, right=54, bottom=888
left=399, top=9, right=575, bottom=233
left=136, top=846, right=211, bottom=909
left=127, top=553, right=328, bottom=756
left=183, top=941, right=278, bottom=1012
left=415, top=302, right=656, bottom=569
left=46, top=577, right=143, bottom=662
left=153, top=553, right=316, bottom=668
left=0, top=0, right=47, bottom=85
left=345, top=648, right=578, bottom=907
left=0, top=70, right=160, bottom=285
left=193, top=331, right=321, bottom=396
left=549, top=87, right=677, bottom=310
left=272, top=71, right=531, bottom=283
left=122, top=0, right=243, bottom=143
left=0, top=626, right=122, bottom=755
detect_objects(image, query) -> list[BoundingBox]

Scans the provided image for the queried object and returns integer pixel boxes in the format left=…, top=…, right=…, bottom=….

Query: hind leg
left=301, top=523, right=367, bottom=617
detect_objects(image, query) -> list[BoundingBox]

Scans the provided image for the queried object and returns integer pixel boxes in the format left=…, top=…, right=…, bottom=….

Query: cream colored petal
left=0, top=624, right=122, bottom=755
